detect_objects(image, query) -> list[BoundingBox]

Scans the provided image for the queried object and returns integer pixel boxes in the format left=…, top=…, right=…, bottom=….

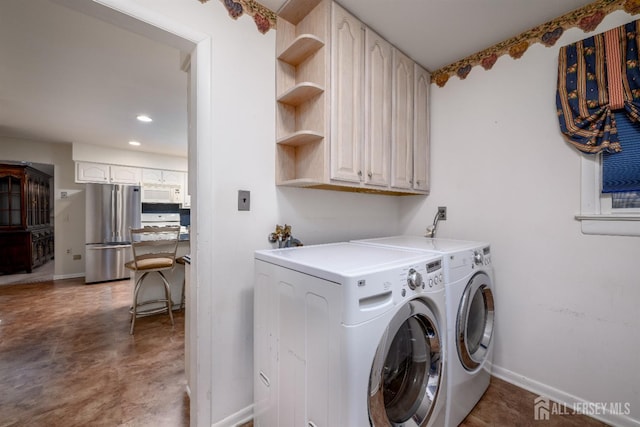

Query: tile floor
left=0, top=277, right=607, bottom=427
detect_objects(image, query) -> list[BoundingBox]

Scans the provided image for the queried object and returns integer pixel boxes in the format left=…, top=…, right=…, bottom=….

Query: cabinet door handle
left=367, top=172, right=372, bottom=178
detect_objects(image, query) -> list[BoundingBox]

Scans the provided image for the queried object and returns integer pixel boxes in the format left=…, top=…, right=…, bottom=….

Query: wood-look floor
left=0, top=278, right=189, bottom=426
left=0, top=277, right=607, bottom=427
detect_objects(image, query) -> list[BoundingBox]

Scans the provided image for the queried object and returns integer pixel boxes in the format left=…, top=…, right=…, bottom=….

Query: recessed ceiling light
left=136, top=115, right=152, bottom=123
left=129, top=141, right=141, bottom=146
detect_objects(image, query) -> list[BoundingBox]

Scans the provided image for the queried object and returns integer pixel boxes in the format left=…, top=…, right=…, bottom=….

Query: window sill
left=575, top=214, right=640, bottom=236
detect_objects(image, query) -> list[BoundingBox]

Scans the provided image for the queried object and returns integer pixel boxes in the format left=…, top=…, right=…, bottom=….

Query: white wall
left=0, top=137, right=85, bottom=278
left=401, top=11, right=640, bottom=426
left=73, top=142, right=187, bottom=171
left=124, top=1, right=404, bottom=425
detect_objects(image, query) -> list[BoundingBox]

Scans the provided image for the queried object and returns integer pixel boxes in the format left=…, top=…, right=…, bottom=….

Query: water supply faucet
left=269, top=224, right=303, bottom=248
left=425, top=207, right=446, bottom=238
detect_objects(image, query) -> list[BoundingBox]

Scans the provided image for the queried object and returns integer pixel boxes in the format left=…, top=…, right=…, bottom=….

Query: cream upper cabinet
left=274, top=0, right=429, bottom=196
left=330, top=3, right=364, bottom=183
left=413, top=64, right=430, bottom=192
left=391, top=48, right=414, bottom=190
left=364, top=27, right=392, bottom=188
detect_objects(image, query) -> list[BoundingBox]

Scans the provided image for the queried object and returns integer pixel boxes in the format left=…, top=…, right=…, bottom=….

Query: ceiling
left=1, top=0, right=595, bottom=158
left=0, top=0, right=188, bottom=157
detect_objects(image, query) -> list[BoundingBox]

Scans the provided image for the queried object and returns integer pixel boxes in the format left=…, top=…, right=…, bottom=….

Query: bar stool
left=125, top=226, right=180, bottom=335
left=176, top=256, right=186, bottom=311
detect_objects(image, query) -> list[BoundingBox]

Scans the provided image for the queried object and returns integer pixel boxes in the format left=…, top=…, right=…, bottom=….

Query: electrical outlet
left=437, top=206, right=447, bottom=221
left=238, top=190, right=250, bottom=211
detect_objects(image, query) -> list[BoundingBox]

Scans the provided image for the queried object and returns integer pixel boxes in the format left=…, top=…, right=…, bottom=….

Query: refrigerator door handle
left=111, top=186, right=117, bottom=241
left=87, top=244, right=131, bottom=250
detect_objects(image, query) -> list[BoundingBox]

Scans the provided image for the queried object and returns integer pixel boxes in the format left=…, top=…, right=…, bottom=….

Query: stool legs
left=130, top=270, right=175, bottom=335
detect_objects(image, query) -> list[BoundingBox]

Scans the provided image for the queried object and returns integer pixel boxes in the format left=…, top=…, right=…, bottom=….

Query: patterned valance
left=556, top=19, right=640, bottom=154
left=433, top=0, right=640, bottom=88
left=198, top=0, right=276, bottom=33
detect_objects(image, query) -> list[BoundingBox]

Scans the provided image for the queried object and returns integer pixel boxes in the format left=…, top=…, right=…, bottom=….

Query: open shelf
left=278, top=178, right=323, bottom=187
left=277, top=130, right=323, bottom=147
left=277, top=82, right=324, bottom=106
left=278, top=34, right=324, bottom=66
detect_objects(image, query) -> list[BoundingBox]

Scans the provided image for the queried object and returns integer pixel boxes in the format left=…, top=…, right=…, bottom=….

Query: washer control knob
left=429, top=278, right=434, bottom=287
left=407, top=268, right=422, bottom=290
left=473, top=251, right=483, bottom=265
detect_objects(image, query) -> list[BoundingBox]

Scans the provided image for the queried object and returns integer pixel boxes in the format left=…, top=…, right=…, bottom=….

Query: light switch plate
left=238, top=190, right=250, bottom=211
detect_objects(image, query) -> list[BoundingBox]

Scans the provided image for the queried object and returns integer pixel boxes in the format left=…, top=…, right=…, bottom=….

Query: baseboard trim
left=211, top=404, right=253, bottom=427
left=53, top=273, right=85, bottom=280
left=492, top=364, right=640, bottom=427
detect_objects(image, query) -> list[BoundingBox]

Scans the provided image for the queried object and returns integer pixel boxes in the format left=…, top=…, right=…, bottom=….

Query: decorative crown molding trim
left=432, top=0, right=640, bottom=87
left=198, top=0, right=277, bottom=34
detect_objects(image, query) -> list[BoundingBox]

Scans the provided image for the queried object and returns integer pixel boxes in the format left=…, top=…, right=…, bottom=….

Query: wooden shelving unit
left=274, top=0, right=430, bottom=195
left=277, top=82, right=324, bottom=106
left=277, top=34, right=324, bottom=66
left=277, top=130, right=324, bottom=147
left=275, top=0, right=329, bottom=185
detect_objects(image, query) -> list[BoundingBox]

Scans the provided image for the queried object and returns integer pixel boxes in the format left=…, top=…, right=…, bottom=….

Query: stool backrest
left=129, top=226, right=180, bottom=271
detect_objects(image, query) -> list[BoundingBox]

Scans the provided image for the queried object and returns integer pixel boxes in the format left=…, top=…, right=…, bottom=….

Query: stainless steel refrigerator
left=85, top=183, right=141, bottom=283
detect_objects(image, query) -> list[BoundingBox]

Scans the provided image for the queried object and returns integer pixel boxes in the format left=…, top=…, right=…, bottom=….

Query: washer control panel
left=401, top=257, right=443, bottom=297
left=473, top=246, right=492, bottom=267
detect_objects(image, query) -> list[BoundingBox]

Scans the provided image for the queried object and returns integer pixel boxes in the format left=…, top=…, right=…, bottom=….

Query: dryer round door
left=368, top=299, right=443, bottom=427
left=456, top=272, right=495, bottom=371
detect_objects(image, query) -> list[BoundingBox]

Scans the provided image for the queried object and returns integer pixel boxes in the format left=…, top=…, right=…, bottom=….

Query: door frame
left=53, top=1, right=214, bottom=425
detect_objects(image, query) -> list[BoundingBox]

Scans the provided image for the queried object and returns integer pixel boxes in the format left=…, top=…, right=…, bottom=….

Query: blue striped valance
left=556, top=19, right=640, bottom=154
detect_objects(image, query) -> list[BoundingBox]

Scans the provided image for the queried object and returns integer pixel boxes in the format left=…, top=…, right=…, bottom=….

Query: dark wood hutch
left=0, top=164, right=54, bottom=274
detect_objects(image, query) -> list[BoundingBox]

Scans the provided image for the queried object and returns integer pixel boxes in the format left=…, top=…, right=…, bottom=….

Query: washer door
left=368, top=299, right=443, bottom=427
left=456, top=272, right=495, bottom=371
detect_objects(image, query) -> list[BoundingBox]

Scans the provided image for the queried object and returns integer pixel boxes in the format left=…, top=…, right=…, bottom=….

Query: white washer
left=254, top=242, right=447, bottom=427
left=352, top=236, right=496, bottom=427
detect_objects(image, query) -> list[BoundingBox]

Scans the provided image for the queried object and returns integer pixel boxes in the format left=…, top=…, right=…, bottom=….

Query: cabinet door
left=330, top=3, right=364, bottom=183
left=161, top=170, right=184, bottom=186
left=364, top=28, right=391, bottom=187
left=141, top=168, right=164, bottom=184
left=413, top=64, right=430, bottom=192
left=110, top=165, right=141, bottom=184
left=76, top=162, right=109, bottom=183
left=391, top=49, right=414, bottom=189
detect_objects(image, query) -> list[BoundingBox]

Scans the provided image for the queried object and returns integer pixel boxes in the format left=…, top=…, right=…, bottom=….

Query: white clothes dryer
left=352, top=236, right=496, bottom=427
left=254, top=242, right=447, bottom=427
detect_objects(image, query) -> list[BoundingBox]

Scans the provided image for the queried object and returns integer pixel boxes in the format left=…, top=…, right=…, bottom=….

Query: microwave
left=141, top=185, right=182, bottom=204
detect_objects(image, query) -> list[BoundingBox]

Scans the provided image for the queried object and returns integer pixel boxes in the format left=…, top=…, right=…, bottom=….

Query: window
left=555, top=21, right=640, bottom=235
left=578, top=158, right=640, bottom=237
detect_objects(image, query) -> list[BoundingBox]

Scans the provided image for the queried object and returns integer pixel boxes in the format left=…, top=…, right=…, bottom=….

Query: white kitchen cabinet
left=142, top=168, right=184, bottom=186
left=76, top=162, right=110, bottom=183
left=391, top=48, right=414, bottom=190
left=182, top=173, right=191, bottom=208
left=330, top=3, right=364, bottom=184
left=413, top=64, right=430, bottom=192
left=110, top=165, right=142, bottom=184
left=364, top=27, right=392, bottom=188
left=76, top=162, right=141, bottom=184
